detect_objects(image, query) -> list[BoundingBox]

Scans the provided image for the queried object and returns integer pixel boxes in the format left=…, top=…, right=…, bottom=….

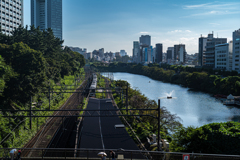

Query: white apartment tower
left=215, top=42, right=232, bottom=71
left=232, top=29, right=240, bottom=72
left=31, top=0, right=62, bottom=40
left=203, top=33, right=227, bottom=67
left=0, top=0, right=23, bottom=35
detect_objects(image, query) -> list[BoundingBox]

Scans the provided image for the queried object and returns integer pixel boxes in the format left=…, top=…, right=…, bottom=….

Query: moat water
left=104, top=72, right=240, bottom=127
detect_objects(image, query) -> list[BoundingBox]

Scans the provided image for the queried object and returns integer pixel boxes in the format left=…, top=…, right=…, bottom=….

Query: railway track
left=22, top=76, right=91, bottom=157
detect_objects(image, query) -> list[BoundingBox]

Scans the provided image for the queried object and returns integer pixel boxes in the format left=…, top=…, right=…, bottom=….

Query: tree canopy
left=0, top=25, right=85, bottom=106
left=170, top=122, right=240, bottom=155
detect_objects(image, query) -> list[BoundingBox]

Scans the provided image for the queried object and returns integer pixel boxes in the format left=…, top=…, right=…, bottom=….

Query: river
left=104, top=72, right=240, bottom=127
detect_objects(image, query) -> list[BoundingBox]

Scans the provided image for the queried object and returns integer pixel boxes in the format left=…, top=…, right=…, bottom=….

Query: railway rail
left=22, top=75, right=92, bottom=158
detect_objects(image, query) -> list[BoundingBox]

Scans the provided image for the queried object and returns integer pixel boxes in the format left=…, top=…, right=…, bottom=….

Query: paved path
left=78, top=98, right=144, bottom=159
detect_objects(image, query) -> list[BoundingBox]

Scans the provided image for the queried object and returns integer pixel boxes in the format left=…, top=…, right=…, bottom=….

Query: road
left=78, top=98, right=144, bottom=159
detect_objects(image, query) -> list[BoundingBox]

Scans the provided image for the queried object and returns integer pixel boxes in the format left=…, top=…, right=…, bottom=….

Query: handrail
left=1, top=148, right=240, bottom=158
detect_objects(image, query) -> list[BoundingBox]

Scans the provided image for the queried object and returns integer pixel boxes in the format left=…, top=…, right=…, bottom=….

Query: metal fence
left=1, top=148, right=240, bottom=160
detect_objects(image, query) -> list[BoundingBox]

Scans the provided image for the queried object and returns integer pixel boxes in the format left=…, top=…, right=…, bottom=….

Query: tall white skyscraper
left=31, top=0, right=62, bottom=40
left=0, top=0, right=24, bottom=35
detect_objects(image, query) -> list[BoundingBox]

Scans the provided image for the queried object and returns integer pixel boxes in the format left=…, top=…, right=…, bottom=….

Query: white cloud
left=184, top=3, right=211, bottom=9
left=168, top=30, right=192, bottom=33
left=184, top=2, right=240, bottom=10
left=140, top=32, right=149, bottom=34
left=180, top=37, right=197, bottom=42
left=182, top=2, right=240, bottom=17
left=183, top=10, right=240, bottom=17
left=210, top=23, right=220, bottom=25
left=170, top=30, right=182, bottom=33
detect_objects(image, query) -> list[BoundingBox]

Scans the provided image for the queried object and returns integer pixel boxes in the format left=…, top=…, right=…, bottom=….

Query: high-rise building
left=203, top=33, right=227, bottom=68
left=215, top=42, right=232, bottom=71
left=152, top=47, right=156, bottom=63
left=99, top=48, right=104, bottom=57
left=31, top=0, right=62, bottom=40
left=232, top=29, right=240, bottom=72
left=133, top=41, right=140, bottom=62
left=198, top=35, right=207, bottom=66
left=0, top=0, right=24, bottom=35
left=167, top=47, right=174, bottom=60
left=142, top=46, right=153, bottom=63
left=139, top=35, right=151, bottom=47
left=174, top=44, right=186, bottom=63
left=120, top=50, right=126, bottom=56
left=155, top=43, right=163, bottom=63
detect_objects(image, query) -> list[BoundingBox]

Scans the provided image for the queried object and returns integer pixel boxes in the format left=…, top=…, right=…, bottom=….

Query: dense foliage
left=170, top=122, right=240, bottom=155
left=0, top=55, right=14, bottom=95
left=0, top=26, right=86, bottom=149
left=0, top=25, right=85, bottom=106
left=92, top=62, right=240, bottom=96
left=111, top=80, right=182, bottom=149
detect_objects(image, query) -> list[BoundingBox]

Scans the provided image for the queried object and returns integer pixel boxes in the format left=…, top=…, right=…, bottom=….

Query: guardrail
left=1, top=148, right=240, bottom=160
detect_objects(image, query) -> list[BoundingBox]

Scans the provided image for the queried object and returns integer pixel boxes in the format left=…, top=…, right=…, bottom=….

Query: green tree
left=0, top=42, right=47, bottom=105
left=170, top=122, right=240, bottom=154
left=0, top=55, right=14, bottom=95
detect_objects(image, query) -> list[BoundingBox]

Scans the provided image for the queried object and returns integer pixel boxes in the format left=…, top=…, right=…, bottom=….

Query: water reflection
left=107, top=72, right=240, bottom=127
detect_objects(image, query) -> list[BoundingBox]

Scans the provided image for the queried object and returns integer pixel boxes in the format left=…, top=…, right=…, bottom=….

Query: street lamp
left=157, top=96, right=177, bottom=151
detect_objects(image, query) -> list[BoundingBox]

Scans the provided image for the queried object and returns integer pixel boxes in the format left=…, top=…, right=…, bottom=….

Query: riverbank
left=109, top=79, right=181, bottom=150
left=104, top=73, right=240, bottom=154
left=92, top=63, right=240, bottom=96
left=104, top=72, right=240, bottom=127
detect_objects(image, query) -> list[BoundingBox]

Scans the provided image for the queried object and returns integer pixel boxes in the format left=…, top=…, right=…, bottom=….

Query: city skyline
left=23, top=0, right=240, bottom=55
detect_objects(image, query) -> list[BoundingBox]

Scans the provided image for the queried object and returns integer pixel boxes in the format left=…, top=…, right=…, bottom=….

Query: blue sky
left=24, top=0, right=240, bottom=55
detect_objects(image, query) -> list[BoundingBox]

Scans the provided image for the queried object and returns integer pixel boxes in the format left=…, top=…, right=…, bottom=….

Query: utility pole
left=49, top=86, right=51, bottom=110
left=158, top=99, right=161, bottom=151
left=126, top=83, right=128, bottom=115
left=30, top=96, right=32, bottom=129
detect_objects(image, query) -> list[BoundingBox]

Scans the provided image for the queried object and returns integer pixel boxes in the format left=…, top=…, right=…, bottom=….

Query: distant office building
left=198, top=35, right=207, bottom=66
left=174, top=44, right=186, bottom=63
left=0, top=0, right=24, bottom=35
left=120, top=50, right=127, bottom=57
left=152, top=47, right=156, bottom=62
left=155, top=43, right=163, bottom=63
left=84, top=52, right=92, bottom=59
left=167, top=50, right=172, bottom=60
left=179, top=46, right=185, bottom=62
left=140, top=44, right=149, bottom=62
left=133, top=41, right=140, bottom=62
left=115, top=52, right=121, bottom=57
left=203, top=33, right=227, bottom=68
left=69, top=46, right=87, bottom=55
left=167, top=47, right=174, bottom=60
left=31, top=0, right=62, bottom=40
left=232, top=29, right=240, bottom=72
left=215, top=42, right=232, bottom=70
left=69, top=46, right=81, bottom=53
left=99, top=48, right=104, bottom=57
left=142, top=46, right=153, bottom=63
left=140, top=35, right=151, bottom=47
